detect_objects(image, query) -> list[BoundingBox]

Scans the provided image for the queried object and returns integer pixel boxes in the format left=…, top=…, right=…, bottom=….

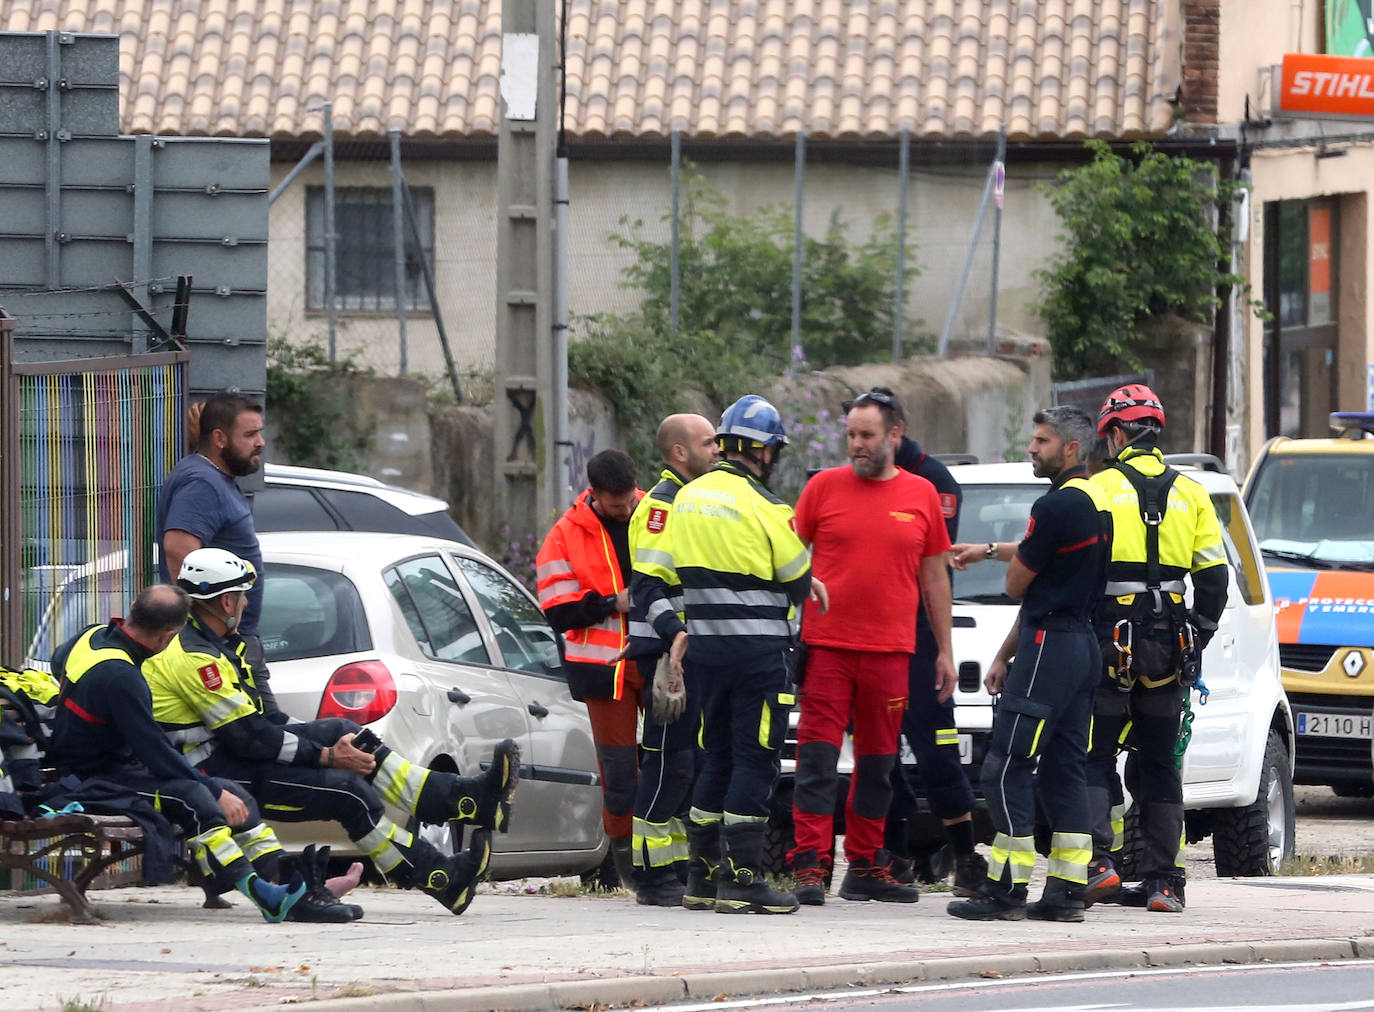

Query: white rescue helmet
left=177, top=547, right=257, bottom=599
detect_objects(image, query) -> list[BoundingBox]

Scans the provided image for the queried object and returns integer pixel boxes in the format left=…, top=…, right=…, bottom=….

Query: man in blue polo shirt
left=156, top=392, right=270, bottom=698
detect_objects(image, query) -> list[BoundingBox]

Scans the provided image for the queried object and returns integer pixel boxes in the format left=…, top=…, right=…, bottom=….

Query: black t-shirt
left=896, top=437, right=961, bottom=630
left=1015, top=467, right=1109, bottom=624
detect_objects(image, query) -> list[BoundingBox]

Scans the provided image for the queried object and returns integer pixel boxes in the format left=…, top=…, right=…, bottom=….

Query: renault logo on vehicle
left=1343, top=650, right=1366, bottom=677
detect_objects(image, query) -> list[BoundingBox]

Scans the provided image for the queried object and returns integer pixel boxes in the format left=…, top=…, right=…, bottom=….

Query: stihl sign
left=1276, top=53, right=1374, bottom=120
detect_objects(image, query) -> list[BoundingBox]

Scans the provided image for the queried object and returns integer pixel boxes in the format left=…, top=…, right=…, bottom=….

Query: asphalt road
left=662, top=961, right=1374, bottom=1012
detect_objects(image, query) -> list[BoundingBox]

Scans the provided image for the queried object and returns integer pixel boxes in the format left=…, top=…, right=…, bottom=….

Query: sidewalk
left=2, top=874, right=1373, bottom=1012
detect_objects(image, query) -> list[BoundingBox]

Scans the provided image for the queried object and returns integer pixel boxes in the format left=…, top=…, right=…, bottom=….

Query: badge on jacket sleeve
left=198, top=664, right=223, bottom=691
left=646, top=507, right=669, bottom=534
left=939, top=493, right=957, bottom=519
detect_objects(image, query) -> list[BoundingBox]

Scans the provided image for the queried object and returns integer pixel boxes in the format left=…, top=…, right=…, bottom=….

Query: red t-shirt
left=794, top=465, right=952, bottom=653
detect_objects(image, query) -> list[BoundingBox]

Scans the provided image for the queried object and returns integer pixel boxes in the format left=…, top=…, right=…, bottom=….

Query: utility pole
left=494, top=0, right=556, bottom=541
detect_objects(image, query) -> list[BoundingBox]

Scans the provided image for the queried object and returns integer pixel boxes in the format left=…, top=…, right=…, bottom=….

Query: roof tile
left=7, top=1, right=1179, bottom=141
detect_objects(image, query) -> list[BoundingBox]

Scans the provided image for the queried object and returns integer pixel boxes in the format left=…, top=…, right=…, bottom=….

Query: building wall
left=1241, top=146, right=1374, bottom=458
left=265, top=154, right=1064, bottom=381
left=1216, top=0, right=1322, bottom=122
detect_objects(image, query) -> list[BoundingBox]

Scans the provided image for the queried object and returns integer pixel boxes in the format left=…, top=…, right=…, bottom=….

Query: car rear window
left=253, top=486, right=338, bottom=532
left=319, top=488, right=475, bottom=546
left=259, top=564, right=372, bottom=662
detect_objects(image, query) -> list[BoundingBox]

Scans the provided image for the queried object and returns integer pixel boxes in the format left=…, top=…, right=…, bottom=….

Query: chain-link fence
left=265, top=128, right=1065, bottom=408
left=1, top=316, right=187, bottom=668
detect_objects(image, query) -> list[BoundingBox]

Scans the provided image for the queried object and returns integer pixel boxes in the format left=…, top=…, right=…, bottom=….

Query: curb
left=266, top=936, right=1374, bottom=1012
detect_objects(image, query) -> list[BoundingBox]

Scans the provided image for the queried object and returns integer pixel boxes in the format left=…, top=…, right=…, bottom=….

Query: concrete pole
left=791, top=130, right=806, bottom=369
left=894, top=127, right=910, bottom=362
left=323, top=102, right=337, bottom=361
left=389, top=130, right=409, bottom=375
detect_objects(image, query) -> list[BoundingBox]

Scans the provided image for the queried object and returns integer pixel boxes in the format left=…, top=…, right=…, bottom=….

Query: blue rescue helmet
left=717, top=394, right=789, bottom=448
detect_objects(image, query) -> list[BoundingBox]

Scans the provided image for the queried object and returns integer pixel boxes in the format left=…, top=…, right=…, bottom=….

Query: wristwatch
left=984, top=542, right=997, bottom=560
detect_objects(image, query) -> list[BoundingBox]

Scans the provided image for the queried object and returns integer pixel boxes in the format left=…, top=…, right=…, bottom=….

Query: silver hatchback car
left=256, top=531, right=607, bottom=880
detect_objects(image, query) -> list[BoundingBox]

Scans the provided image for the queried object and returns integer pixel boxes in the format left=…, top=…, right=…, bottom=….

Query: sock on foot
left=947, top=819, right=976, bottom=856
left=326, top=862, right=364, bottom=899
left=238, top=870, right=307, bottom=923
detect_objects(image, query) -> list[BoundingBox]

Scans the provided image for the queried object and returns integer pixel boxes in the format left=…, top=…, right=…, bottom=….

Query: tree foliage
left=570, top=172, right=921, bottom=478
left=1035, top=141, right=1247, bottom=379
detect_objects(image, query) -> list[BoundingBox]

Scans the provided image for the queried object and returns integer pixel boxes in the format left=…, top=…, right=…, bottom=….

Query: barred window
left=306, top=186, right=435, bottom=312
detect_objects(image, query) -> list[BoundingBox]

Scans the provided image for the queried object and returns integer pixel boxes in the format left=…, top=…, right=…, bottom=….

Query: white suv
left=768, top=456, right=1295, bottom=879
left=949, top=457, right=1295, bottom=876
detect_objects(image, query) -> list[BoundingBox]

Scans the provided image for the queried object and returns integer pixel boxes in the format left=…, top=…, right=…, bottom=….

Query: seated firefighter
left=142, top=548, right=518, bottom=916
left=1, top=663, right=61, bottom=818
left=46, top=584, right=308, bottom=922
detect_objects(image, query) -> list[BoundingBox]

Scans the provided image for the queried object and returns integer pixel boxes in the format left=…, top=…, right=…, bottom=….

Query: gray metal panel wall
left=0, top=31, right=268, bottom=412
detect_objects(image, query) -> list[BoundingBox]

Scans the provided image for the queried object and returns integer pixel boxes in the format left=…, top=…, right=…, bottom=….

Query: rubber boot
left=286, top=844, right=356, bottom=923
left=839, top=849, right=919, bottom=903
left=237, top=870, right=307, bottom=924
left=635, top=866, right=686, bottom=907
left=715, top=823, right=798, bottom=915
left=790, top=848, right=828, bottom=906
left=1027, top=875, right=1086, bottom=922
left=414, top=739, right=520, bottom=832
left=414, top=828, right=493, bottom=916
left=608, top=836, right=635, bottom=892
left=683, top=821, right=722, bottom=911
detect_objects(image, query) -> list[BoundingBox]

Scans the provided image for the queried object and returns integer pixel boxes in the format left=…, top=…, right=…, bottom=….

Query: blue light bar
left=1329, top=412, right=1374, bottom=436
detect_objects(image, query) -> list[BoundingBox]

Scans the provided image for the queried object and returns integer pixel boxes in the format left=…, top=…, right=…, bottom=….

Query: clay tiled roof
left=7, top=1, right=1180, bottom=142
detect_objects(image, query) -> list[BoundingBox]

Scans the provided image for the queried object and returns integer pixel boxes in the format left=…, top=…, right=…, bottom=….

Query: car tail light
left=317, top=661, right=397, bottom=724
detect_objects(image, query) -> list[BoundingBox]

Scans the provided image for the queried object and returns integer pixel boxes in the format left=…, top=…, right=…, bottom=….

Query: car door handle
left=528, top=702, right=549, bottom=718
left=447, top=689, right=471, bottom=706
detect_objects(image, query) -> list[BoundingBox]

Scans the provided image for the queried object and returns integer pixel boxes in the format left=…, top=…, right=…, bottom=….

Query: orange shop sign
left=1275, top=53, right=1374, bottom=120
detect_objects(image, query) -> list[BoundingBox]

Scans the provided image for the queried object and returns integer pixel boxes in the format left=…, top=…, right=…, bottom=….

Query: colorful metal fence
left=1, top=316, right=188, bottom=667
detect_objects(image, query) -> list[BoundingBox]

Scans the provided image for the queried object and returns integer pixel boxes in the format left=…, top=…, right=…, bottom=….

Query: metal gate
left=1, top=311, right=188, bottom=667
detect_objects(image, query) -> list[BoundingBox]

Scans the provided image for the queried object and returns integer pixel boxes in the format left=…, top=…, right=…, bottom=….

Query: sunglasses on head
left=841, top=390, right=897, bottom=413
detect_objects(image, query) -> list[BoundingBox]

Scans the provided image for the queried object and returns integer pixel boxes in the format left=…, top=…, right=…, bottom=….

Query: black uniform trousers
left=690, top=650, right=793, bottom=821
left=982, top=618, right=1099, bottom=841
left=1087, top=673, right=1186, bottom=883
left=631, top=655, right=701, bottom=879
left=888, top=620, right=977, bottom=822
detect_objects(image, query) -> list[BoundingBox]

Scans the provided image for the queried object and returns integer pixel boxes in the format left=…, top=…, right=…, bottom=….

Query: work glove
left=651, top=653, right=686, bottom=724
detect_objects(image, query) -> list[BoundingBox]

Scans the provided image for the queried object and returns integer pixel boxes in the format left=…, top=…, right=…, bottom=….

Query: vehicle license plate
left=958, top=734, right=972, bottom=764
left=1295, top=711, right=1372, bottom=739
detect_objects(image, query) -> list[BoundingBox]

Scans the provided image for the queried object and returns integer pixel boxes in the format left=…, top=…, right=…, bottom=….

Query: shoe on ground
left=1115, top=881, right=1147, bottom=907
left=838, top=850, right=918, bottom=903
left=635, top=877, right=686, bottom=907
left=946, top=889, right=1026, bottom=921
left=1026, top=880, right=1086, bottom=923
left=888, top=853, right=916, bottom=886
left=1083, top=858, right=1122, bottom=909
left=714, top=868, right=799, bottom=915
left=793, top=864, right=828, bottom=906
left=1146, top=878, right=1185, bottom=912
left=952, top=852, right=988, bottom=898
left=287, top=886, right=357, bottom=923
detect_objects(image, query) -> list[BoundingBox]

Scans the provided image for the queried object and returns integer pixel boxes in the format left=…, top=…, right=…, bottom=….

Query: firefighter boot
left=609, top=836, right=635, bottom=891
left=839, top=849, right=919, bottom=903
left=312, top=845, right=363, bottom=919
left=287, top=844, right=356, bottom=923
left=683, top=820, right=722, bottom=911
left=790, top=848, right=828, bottom=906
left=1083, top=856, right=1122, bottom=908
left=952, top=852, right=989, bottom=897
left=946, top=864, right=1027, bottom=921
left=1027, top=875, right=1086, bottom=922
left=414, top=829, right=493, bottom=915
left=1146, top=877, right=1185, bottom=912
left=413, top=739, right=520, bottom=833
left=716, top=823, right=799, bottom=915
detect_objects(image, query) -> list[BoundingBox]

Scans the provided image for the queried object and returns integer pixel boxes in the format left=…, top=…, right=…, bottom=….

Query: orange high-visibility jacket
left=535, top=490, right=641, bottom=698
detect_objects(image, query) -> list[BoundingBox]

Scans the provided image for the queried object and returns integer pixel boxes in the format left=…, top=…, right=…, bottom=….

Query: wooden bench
left=0, top=813, right=150, bottom=923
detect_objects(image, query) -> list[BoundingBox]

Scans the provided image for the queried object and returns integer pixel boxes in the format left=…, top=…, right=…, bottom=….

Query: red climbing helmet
left=1097, top=383, right=1165, bottom=436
